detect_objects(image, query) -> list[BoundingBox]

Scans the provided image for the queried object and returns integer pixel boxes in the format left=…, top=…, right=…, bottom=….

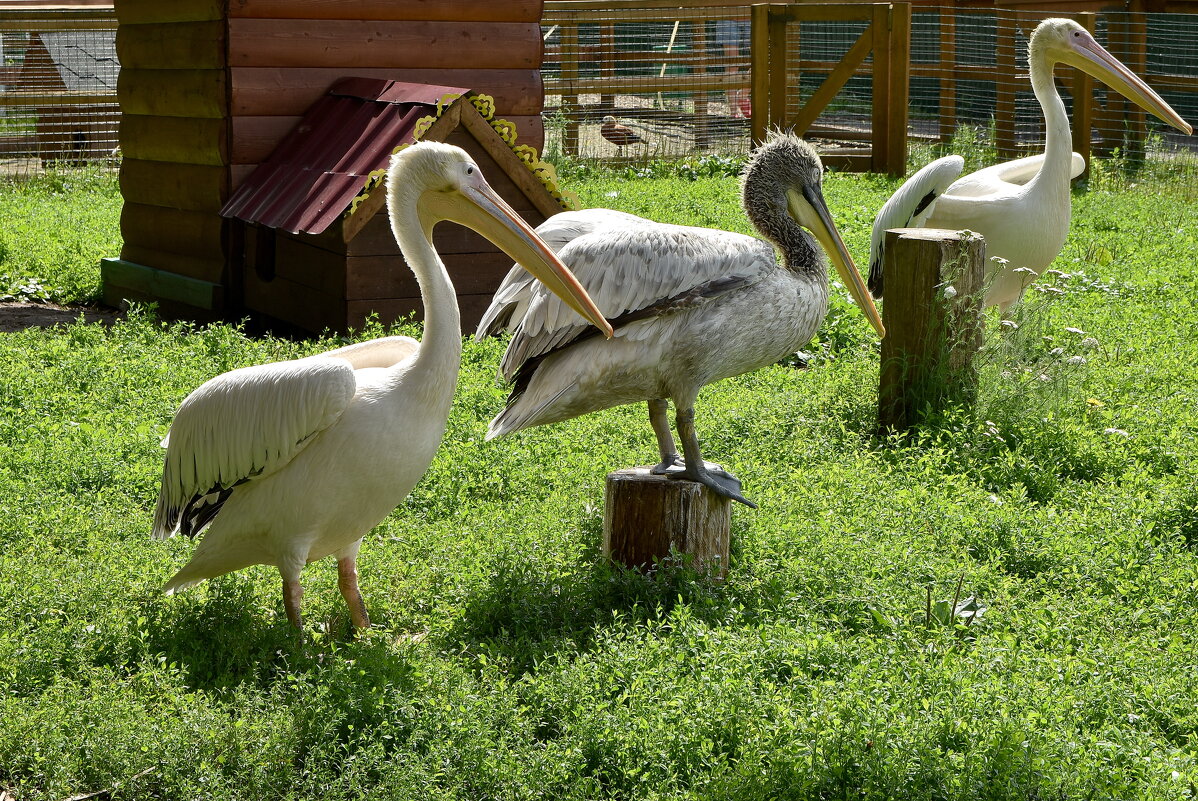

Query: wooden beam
left=230, top=0, right=543, bottom=21
left=228, top=19, right=542, bottom=70
left=101, top=256, right=223, bottom=311
left=790, top=27, right=873, bottom=135
left=116, top=20, right=226, bottom=69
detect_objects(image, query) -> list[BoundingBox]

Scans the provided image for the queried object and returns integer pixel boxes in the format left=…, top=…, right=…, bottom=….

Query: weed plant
left=0, top=155, right=1196, bottom=799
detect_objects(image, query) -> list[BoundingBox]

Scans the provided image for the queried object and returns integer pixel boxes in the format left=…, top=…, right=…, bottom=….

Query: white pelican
left=152, top=142, right=611, bottom=630
left=868, top=18, right=1191, bottom=312
left=476, top=134, right=885, bottom=507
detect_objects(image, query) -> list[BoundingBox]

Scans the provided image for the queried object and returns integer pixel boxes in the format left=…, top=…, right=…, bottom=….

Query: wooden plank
left=767, top=6, right=787, bottom=135
left=939, top=10, right=957, bottom=141
left=121, top=203, right=225, bottom=262
left=120, top=158, right=229, bottom=211
left=230, top=115, right=301, bottom=166
left=0, top=15, right=113, bottom=33
left=1071, top=13, right=1096, bottom=175
left=120, top=114, right=227, bottom=165
left=101, top=256, right=223, bottom=311
left=546, top=5, right=747, bottom=22
left=117, top=243, right=227, bottom=284
left=229, top=0, right=543, bottom=22
left=117, top=68, right=226, bottom=118
left=116, top=20, right=225, bottom=69
left=550, top=72, right=750, bottom=96
left=750, top=4, right=769, bottom=145
left=271, top=236, right=348, bottom=296
left=559, top=21, right=579, bottom=156
left=115, top=0, right=223, bottom=24
left=228, top=19, right=542, bottom=70
left=887, top=3, right=912, bottom=177
left=871, top=4, right=891, bottom=174
left=0, top=91, right=115, bottom=107
left=231, top=67, right=542, bottom=117
left=994, top=17, right=1018, bottom=159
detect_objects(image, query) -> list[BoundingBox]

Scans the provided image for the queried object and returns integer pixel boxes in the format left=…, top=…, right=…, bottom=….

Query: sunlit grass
left=1, top=153, right=1197, bottom=799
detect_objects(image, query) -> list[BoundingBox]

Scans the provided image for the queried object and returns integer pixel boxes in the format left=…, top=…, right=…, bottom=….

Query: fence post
left=995, top=14, right=1018, bottom=159
left=878, top=228, right=985, bottom=433
left=887, top=2, right=911, bottom=176
left=871, top=3, right=892, bottom=173
left=750, top=3, right=771, bottom=145
left=1071, top=13, right=1096, bottom=176
left=939, top=10, right=958, bottom=142
left=560, top=21, right=580, bottom=156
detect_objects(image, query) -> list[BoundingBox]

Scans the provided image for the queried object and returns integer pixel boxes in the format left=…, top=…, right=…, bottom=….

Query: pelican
left=868, top=18, right=1191, bottom=312
left=476, top=133, right=885, bottom=507
left=152, top=142, right=611, bottom=630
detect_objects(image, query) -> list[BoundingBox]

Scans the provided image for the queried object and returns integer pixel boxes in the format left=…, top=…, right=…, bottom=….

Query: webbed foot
left=668, top=462, right=757, bottom=508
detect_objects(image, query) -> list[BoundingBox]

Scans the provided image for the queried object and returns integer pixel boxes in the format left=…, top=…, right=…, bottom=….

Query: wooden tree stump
left=603, top=467, right=731, bottom=578
left=878, top=227, right=985, bottom=433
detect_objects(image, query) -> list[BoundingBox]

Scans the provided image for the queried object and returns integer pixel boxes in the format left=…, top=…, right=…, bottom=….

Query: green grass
left=1, top=155, right=1197, bottom=799
left=0, top=166, right=121, bottom=304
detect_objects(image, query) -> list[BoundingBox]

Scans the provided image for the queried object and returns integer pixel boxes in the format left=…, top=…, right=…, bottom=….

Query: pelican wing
left=497, top=220, right=773, bottom=380
left=867, top=155, right=964, bottom=297
left=476, top=209, right=644, bottom=338
left=947, top=152, right=1086, bottom=197
left=152, top=356, right=358, bottom=539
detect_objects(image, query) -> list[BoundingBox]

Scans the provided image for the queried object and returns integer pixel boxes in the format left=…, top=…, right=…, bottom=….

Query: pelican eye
left=466, top=165, right=475, bottom=175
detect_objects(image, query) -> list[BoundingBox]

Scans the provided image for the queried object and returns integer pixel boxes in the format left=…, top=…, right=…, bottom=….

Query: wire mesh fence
left=542, top=2, right=1198, bottom=175
left=0, top=6, right=118, bottom=178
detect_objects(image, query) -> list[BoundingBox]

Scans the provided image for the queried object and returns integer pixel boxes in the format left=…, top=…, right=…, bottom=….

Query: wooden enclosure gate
left=751, top=2, right=911, bottom=176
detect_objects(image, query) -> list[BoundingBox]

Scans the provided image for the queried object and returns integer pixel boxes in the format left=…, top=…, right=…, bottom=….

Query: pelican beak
left=1066, top=30, right=1192, bottom=134
left=427, top=175, right=613, bottom=338
left=788, top=186, right=886, bottom=339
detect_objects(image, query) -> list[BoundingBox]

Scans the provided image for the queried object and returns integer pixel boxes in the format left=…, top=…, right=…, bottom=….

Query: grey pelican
left=868, top=18, right=1191, bottom=312
left=152, top=142, right=611, bottom=630
left=476, top=133, right=885, bottom=507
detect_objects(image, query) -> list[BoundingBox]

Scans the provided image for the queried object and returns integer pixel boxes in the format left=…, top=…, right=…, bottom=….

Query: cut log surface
left=604, top=467, right=731, bottom=578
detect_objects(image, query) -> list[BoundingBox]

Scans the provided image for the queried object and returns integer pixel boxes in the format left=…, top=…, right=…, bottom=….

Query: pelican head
left=1032, top=18, right=1191, bottom=135
left=389, top=142, right=612, bottom=337
left=742, top=133, right=885, bottom=338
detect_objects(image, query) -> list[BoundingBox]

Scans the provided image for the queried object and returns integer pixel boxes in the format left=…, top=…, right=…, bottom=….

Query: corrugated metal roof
left=220, top=78, right=470, bottom=235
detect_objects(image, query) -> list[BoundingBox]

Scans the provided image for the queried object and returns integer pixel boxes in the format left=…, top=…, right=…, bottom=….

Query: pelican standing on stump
left=868, top=18, right=1191, bottom=313
left=476, top=134, right=885, bottom=508
left=152, top=142, right=611, bottom=630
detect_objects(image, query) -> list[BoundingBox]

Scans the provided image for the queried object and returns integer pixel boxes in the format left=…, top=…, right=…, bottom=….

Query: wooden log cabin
left=102, top=0, right=557, bottom=331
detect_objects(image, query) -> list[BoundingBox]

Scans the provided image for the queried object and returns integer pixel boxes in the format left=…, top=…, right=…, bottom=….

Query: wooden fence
left=0, top=5, right=118, bottom=169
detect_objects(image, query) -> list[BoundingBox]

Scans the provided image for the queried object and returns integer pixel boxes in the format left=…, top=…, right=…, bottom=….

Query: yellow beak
left=1067, top=30, right=1191, bottom=134
left=423, top=178, right=613, bottom=338
left=788, top=186, right=887, bottom=339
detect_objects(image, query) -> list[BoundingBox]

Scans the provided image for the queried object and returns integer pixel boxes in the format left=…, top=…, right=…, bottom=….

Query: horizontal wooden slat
left=118, top=68, right=226, bottom=118
left=229, top=0, right=543, bottom=22
left=230, top=115, right=300, bottom=165
left=547, top=73, right=745, bottom=95
left=116, top=20, right=226, bottom=69
left=349, top=249, right=521, bottom=299
left=118, top=243, right=227, bottom=285
left=0, top=15, right=114, bottom=33
left=120, top=159, right=229, bottom=211
left=102, top=256, right=224, bottom=311
left=231, top=67, right=542, bottom=117
left=121, top=203, right=226, bottom=261
left=0, top=91, right=115, bottom=107
left=120, top=114, right=227, bottom=165
left=115, top=0, right=223, bottom=25
left=228, top=19, right=542, bottom=70
left=346, top=294, right=496, bottom=332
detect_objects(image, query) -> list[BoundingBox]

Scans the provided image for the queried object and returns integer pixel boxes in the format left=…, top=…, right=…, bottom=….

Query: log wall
left=109, top=0, right=549, bottom=318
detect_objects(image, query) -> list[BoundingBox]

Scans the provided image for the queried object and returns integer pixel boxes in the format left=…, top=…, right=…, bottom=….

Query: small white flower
left=1081, top=337, right=1100, bottom=350
left=1066, top=355, right=1087, bottom=365
left=605, top=191, right=619, bottom=198
left=1104, top=428, right=1130, bottom=437
left=1012, top=266, right=1036, bottom=275
left=1037, top=373, right=1051, bottom=382
left=941, top=284, right=958, bottom=299
left=988, top=494, right=1002, bottom=505
left=1050, top=347, right=1065, bottom=357
left=990, top=255, right=1010, bottom=266
left=1001, top=320, right=1019, bottom=330
left=1064, top=327, right=1086, bottom=335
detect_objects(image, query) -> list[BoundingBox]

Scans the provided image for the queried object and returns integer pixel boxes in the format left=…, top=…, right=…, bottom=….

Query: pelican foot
left=650, top=454, right=684, bottom=475
left=668, top=463, right=757, bottom=508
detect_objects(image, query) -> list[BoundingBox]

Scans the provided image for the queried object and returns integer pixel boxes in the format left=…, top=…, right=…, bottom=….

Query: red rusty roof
left=220, top=78, right=470, bottom=235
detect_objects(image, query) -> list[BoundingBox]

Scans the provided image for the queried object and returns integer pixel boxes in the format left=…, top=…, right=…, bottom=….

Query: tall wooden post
left=604, top=468, right=731, bottom=578
left=878, top=228, right=985, bottom=433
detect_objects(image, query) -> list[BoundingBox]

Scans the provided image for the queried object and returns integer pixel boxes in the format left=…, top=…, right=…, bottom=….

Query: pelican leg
left=647, top=399, right=683, bottom=474
left=669, top=406, right=757, bottom=508
left=282, top=576, right=304, bottom=629
left=337, top=555, right=371, bottom=630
